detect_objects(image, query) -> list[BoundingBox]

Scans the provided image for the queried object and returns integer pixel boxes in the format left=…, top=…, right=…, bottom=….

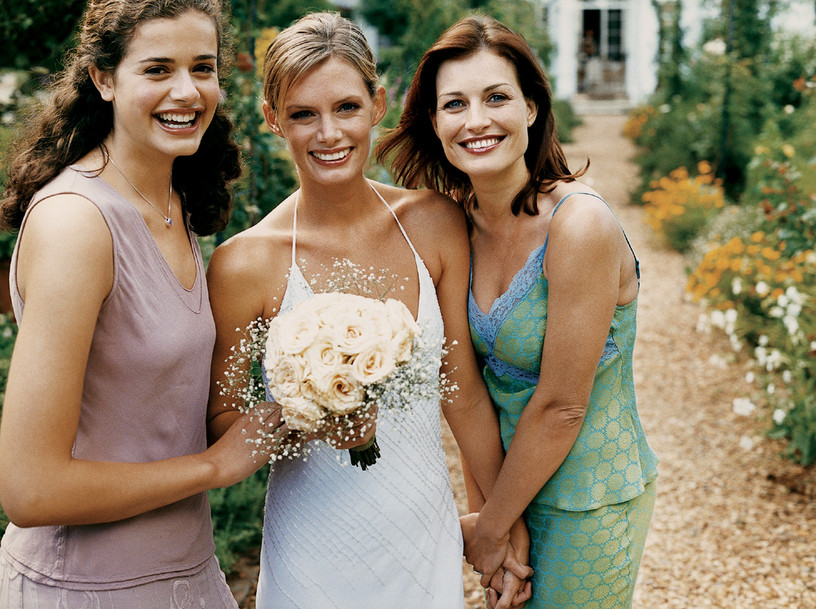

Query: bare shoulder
left=210, top=201, right=292, bottom=278
left=373, top=182, right=466, bottom=239
left=207, top=200, right=294, bottom=318
left=547, top=182, right=620, bottom=245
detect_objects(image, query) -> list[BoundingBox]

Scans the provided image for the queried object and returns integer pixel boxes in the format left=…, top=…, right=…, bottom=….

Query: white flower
left=739, top=435, right=755, bottom=450
left=766, top=383, right=776, bottom=395
left=351, top=341, right=397, bottom=385
left=710, top=310, right=726, bottom=329
left=756, top=281, right=770, bottom=297
left=322, top=370, right=365, bottom=415
left=302, top=336, right=345, bottom=377
left=782, top=370, right=792, bottom=384
left=267, top=354, right=307, bottom=399
left=769, top=306, right=785, bottom=318
left=783, top=315, right=800, bottom=337
left=784, top=104, right=795, bottom=114
left=384, top=298, right=421, bottom=363
left=773, top=409, right=787, bottom=424
left=731, top=277, right=742, bottom=295
left=758, top=335, right=769, bottom=347
left=733, top=397, right=757, bottom=416
left=729, top=334, right=743, bottom=352
left=275, top=308, right=321, bottom=355
left=724, top=309, right=738, bottom=324
left=332, top=309, right=390, bottom=355
left=703, top=38, right=726, bottom=55
left=785, top=286, right=804, bottom=304
left=745, top=371, right=756, bottom=384
left=279, top=396, right=327, bottom=432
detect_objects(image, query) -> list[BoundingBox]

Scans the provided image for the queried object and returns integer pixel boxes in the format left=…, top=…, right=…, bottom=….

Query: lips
left=156, top=111, right=198, bottom=129
left=461, top=137, right=504, bottom=151
left=311, top=147, right=352, bottom=162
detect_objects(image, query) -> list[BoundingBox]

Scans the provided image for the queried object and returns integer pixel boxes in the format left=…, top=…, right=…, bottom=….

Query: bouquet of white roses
left=262, top=292, right=421, bottom=469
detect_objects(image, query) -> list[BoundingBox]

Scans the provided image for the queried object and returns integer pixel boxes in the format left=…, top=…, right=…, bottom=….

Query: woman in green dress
left=377, top=15, right=658, bottom=609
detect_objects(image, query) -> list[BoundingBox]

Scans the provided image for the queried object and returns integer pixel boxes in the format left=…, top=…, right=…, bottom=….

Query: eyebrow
left=138, top=54, right=217, bottom=63
left=438, top=83, right=513, bottom=97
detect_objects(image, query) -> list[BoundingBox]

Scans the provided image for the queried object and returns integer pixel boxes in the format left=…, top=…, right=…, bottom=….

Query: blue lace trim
left=468, top=244, right=546, bottom=350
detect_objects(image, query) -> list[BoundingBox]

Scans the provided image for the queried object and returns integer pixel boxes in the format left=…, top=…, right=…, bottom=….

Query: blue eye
left=488, top=93, right=508, bottom=103
left=443, top=99, right=464, bottom=110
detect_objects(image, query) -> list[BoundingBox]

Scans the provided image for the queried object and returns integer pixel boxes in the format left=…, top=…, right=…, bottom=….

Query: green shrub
left=209, top=466, right=269, bottom=573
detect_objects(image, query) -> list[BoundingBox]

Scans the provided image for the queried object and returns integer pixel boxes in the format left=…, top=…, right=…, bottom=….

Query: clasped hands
left=460, top=513, right=533, bottom=609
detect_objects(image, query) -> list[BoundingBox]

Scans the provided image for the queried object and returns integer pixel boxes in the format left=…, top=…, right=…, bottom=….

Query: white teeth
left=157, top=112, right=197, bottom=127
left=313, top=149, right=350, bottom=161
left=464, top=138, right=501, bottom=150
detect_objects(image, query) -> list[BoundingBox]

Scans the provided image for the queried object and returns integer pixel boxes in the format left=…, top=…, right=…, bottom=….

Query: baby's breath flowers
left=219, top=258, right=457, bottom=470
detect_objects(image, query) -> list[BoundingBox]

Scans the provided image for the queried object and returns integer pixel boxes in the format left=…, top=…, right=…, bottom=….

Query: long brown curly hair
left=0, top=0, right=241, bottom=235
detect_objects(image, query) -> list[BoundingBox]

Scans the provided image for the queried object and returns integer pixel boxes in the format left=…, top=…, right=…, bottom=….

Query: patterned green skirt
left=523, top=481, right=656, bottom=609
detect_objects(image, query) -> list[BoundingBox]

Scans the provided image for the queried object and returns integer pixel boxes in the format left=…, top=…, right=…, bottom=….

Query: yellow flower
left=782, top=144, right=795, bottom=158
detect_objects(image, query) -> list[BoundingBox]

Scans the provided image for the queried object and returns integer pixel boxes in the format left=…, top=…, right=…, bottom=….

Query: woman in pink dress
left=0, top=1, right=265, bottom=606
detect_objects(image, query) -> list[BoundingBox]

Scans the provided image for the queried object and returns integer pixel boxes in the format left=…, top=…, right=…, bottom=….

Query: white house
left=542, top=0, right=816, bottom=107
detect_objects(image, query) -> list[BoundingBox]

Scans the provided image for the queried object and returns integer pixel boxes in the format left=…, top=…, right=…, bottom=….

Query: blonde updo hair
left=262, top=12, right=378, bottom=110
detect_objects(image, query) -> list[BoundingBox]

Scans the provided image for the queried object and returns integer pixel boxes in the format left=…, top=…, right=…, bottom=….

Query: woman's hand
left=462, top=513, right=533, bottom=591
left=318, top=404, right=378, bottom=450
left=485, top=551, right=533, bottom=609
left=207, top=402, right=282, bottom=488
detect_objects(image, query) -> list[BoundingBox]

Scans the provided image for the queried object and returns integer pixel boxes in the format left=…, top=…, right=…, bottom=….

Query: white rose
left=267, top=354, right=307, bottom=399
left=303, top=335, right=344, bottom=376
left=276, top=307, right=321, bottom=355
left=264, top=321, right=283, bottom=364
left=323, top=370, right=365, bottom=415
left=279, top=396, right=327, bottom=432
left=351, top=341, right=396, bottom=385
left=384, top=298, right=420, bottom=363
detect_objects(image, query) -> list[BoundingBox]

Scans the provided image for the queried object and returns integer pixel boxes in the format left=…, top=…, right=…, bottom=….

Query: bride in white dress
left=206, top=12, right=532, bottom=609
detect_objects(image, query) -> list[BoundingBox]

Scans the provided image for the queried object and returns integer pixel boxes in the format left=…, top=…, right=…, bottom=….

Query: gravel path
left=447, top=113, right=815, bottom=609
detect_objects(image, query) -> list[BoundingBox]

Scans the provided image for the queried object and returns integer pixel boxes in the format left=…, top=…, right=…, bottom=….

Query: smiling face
left=264, top=56, right=386, bottom=188
left=91, top=10, right=220, bottom=163
left=432, top=49, right=537, bottom=187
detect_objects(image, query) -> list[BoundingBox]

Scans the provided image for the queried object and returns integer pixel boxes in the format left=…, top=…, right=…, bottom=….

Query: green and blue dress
left=469, top=193, right=659, bottom=609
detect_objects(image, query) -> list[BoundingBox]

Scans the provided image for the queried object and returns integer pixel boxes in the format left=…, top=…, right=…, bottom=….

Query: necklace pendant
left=165, top=217, right=173, bottom=228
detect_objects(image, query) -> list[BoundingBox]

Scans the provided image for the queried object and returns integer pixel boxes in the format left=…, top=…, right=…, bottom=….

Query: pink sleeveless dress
left=0, top=166, right=236, bottom=609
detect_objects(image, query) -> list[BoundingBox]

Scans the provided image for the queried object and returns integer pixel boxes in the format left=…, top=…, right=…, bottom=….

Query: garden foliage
left=629, top=2, right=816, bottom=465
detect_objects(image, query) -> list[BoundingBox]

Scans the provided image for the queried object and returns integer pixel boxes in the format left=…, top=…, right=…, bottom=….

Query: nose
left=317, top=114, right=342, bottom=144
left=465, top=103, right=490, bottom=132
left=169, top=71, right=201, bottom=104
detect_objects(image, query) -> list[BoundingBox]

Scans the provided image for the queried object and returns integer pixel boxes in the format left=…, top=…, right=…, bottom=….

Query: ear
left=430, top=110, right=440, bottom=139
left=526, top=98, right=538, bottom=128
left=88, top=65, right=115, bottom=102
left=372, top=85, right=387, bottom=127
left=263, top=100, right=284, bottom=138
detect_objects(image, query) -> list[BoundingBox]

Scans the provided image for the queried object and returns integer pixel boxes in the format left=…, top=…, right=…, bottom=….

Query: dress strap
left=543, top=192, right=640, bottom=280
left=367, top=181, right=422, bottom=260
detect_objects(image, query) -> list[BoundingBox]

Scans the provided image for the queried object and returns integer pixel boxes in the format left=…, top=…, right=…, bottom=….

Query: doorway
left=578, top=8, right=626, bottom=98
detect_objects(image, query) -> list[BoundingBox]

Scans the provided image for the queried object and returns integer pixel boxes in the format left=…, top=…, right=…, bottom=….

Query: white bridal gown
left=256, top=186, right=464, bottom=609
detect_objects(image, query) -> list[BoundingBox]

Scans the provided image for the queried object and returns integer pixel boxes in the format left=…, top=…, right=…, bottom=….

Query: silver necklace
left=107, top=155, right=174, bottom=228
